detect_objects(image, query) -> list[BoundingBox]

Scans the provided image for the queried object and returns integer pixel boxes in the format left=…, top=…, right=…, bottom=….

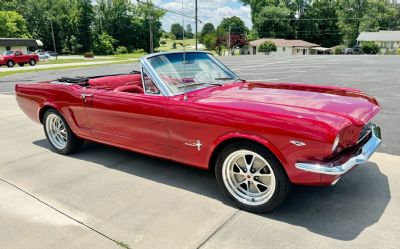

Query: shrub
left=92, top=32, right=115, bottom=55
left=361, top=41, right=379, bottom=54
left=258, top=41, right=277, bottom=55
left=133, top=49, right=145, bottom=54
left=333, top=45, right=346, bottom=55
left=116, top=46, right=128, bottom=54
left=160, top=40, right=167, bottom=46
left=397, top=48, right=400, bottom=55
left=84, top=52, right=94, bottom=58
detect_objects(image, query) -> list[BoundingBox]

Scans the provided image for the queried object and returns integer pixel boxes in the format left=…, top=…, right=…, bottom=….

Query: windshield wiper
left=214, top=77, right=234, bottom=81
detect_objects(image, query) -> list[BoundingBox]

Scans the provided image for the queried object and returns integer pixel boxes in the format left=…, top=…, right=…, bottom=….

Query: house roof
left=249, top=38, right=319, bottom=48
left=357, top=31, right=400, bottom=42
left=0, top=38, right=40, bottom=47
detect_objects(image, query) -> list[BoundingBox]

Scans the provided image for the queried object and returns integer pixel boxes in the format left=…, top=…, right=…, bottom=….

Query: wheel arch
left=39, top=103, right=59, bottom=124
left=208, top=132, right=289, bottom=173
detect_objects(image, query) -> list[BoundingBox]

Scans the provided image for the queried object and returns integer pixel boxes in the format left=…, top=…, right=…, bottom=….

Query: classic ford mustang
left=16, top=51, right=381, bottom=212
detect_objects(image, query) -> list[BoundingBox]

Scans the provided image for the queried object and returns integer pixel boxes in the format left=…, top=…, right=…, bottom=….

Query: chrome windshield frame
left=139, top=51, right=240, bottom=97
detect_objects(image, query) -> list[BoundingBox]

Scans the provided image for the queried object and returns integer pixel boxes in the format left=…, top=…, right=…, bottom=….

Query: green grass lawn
left=38, top=52, right=145, bottom=65
left=157, top=38, right=197, bottom=52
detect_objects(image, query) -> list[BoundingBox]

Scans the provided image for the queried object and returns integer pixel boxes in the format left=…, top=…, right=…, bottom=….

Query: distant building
left=0, top=38, right=43, bottom=54
left=357, top=31, right=400, bottom=54
left=243, top=38, right=320, bottom=55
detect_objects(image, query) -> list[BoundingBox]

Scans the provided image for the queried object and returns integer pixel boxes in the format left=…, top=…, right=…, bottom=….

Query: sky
left=152, top=0, right=252, bottom=32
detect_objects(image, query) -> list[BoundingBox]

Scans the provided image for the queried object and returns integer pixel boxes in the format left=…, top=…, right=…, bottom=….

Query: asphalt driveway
left=0, top=55, right=399, bottom=248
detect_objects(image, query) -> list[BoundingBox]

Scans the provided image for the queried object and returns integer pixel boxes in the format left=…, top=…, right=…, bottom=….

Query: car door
left=14, top=51, right=23, bottom=63
left=83, top=74, right=170, bottom=157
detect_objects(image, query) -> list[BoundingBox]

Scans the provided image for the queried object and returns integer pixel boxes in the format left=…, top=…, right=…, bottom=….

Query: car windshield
left=3, top=50, right=14, bottom=55
left=147, top=52, right=237, bottom=95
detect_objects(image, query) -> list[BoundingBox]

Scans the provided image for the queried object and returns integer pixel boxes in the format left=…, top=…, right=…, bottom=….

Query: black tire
left=6, top=60, right=15, bottom=67
left=43, top=109, right=83, bottom=154
left=29, top=59, right=36, bottom=66
left=215, top=141, right=291, bottom=213
left=18, top=63, right=25, bottom=67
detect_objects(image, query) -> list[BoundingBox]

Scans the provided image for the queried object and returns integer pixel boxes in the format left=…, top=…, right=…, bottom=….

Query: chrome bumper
left=295, top=123, right=381, bottom=176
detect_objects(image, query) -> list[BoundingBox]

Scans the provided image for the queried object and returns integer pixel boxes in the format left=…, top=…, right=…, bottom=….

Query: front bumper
left=295, top=123, right=381, bottom=176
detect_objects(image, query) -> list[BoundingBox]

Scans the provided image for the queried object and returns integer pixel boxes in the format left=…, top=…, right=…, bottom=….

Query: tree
left=203, top=33, right=217, bottom=50
left=77, top=0, right=93, bottom=52
left=253, top=6, right=292, bottom=38
left=217, top=16, right=248, bottom=35
left=186, top=24, right=193, bottom=39
left=258, top=41, right=277, bottom=55
left=200, top=23, right=215, bottom=43
left=248, top=29, right=259, bottom=41
left=170, top=23, right=184, bottom=40
left=361, top=41, right=379, bottom=54
left=0, top=11, right=31, bottom=38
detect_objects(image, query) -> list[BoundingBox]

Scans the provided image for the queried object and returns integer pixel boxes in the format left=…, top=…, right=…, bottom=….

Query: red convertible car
left=16, top=52, right=381, bottom=212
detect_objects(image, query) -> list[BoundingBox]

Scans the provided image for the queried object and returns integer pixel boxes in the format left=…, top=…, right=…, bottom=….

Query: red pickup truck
left=0, top=50, right=39, bottom=67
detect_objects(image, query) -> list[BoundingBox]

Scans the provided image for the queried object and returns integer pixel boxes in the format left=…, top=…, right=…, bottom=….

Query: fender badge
left=290, top=140, right=306, bottom=147
left=185, top=140, right=203, bottom=151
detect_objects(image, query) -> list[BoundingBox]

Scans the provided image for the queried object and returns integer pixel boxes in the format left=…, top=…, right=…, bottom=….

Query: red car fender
left=38, top=101, right=60, bottom=123
left=208, top=131, right=289, bottom=170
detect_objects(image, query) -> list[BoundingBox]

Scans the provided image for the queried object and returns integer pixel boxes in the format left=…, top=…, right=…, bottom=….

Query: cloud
left=155, top=0, right=252, bottom=31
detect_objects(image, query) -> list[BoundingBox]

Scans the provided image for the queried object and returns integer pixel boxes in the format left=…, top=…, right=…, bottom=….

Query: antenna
left=182, top=0, right=188, bottom=101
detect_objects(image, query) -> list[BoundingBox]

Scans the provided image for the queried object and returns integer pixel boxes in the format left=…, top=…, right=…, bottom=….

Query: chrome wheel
left=45, top=113, right=68, bottom=150
left=222, top=150, right=276, bottom=206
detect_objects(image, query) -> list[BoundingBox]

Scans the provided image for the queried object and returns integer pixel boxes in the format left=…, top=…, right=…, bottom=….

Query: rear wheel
left=43, top=109, right=83, bottom=154
left=29, top=59, right=36, bottom=66
left=215, top=141, right=291, bottom=212
left=6, top=60, right=15, bottom=67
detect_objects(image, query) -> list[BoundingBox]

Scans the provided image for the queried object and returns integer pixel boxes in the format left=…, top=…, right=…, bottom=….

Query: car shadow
left=33, top=139, right=391, bottom=241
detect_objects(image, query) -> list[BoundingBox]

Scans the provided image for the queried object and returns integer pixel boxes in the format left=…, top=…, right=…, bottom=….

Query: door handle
left=81, top=93, right=93, bottom=103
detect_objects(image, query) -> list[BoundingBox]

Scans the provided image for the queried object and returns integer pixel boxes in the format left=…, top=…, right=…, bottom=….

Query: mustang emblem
left=185, top=140, right=203, bottom=151
left=290, top=140, right=306, bottom=146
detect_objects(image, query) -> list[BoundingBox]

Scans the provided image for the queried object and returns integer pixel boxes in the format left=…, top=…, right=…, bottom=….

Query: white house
left=357, top=31, right=400, bottom=54
left=0, top=38, right=42, bottom=54
left=244, top=38, right=320, bottom=55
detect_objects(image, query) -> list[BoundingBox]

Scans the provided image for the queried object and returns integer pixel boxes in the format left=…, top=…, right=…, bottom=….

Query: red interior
left=88, top=74, right=143, bottom=93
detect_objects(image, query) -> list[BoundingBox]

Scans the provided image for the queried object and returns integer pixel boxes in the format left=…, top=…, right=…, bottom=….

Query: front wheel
left=215, top=142, right=291, bottom=212
left=29, top=59, right=36, bottom=66
left=43, top=109, right=83, bottom=154
left=7, top=60, right=15, bottom=67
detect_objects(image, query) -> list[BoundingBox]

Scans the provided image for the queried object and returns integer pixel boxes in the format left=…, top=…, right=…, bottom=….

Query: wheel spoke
left=244, top=154, right=255, bottom=172
left=255, top=175, right=272, bottom=186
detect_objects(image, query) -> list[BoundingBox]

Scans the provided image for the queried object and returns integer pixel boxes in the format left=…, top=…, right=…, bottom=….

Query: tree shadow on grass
left=34, top=139, right=391, bottom=241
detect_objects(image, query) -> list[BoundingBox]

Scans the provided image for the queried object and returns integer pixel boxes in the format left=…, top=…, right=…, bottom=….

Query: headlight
left=332, top=135, right=340, bottom=152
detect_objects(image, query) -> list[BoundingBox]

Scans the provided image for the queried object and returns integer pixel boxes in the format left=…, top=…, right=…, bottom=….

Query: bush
left=84, top=52, right=94, bottom=58
left=361, top=41, right=379, bottom=54
left=133, top=49, right=145, bottom=54
left=160, top=40, right=167, bottom=46
left=116, top=46, right=128, bottom=54
left=397, top=48, right=400, bottom=55
left=333, top=45, right=346, bottom=54
left=258, top=41, right=277, bottom=55
left=203, top=33, right=217, bottom=50
left=92, top=32, right=115, bottom=55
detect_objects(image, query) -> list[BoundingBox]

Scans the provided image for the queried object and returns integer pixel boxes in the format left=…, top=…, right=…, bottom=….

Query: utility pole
left=147, top=0, right=154, bottom=53
left=50, top=20, right=56, bottom=54
left=195, top=0, right=198, bottom=50
left=228, top=26, right=231, bottom=56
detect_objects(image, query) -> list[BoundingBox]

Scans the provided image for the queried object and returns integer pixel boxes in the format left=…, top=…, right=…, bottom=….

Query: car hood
left=197, top=81, right=380, bottom=126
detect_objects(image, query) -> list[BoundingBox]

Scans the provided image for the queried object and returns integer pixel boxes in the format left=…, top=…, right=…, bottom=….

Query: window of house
left=6, top=46, right=11, bottom=50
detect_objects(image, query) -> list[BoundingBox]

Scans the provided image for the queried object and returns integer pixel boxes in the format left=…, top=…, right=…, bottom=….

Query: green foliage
left=92, top=32, right=115, bottom=55
left=217, top=16, right=248, bottom=35
left=361, top=41, right=379, bottom=54
left=258, top=41, right=277, bottom=54
left=203, top=33, right=217, bottom=50
left=200, top=23, right=215, bottom=43
left=397, top=48, right=400, bottom=55
left=170, top=23, right=184, bottom=40
left=0, top=11, right=31, bottom=38
left=185, top=24, right=194, bottom=39
left=77, top=0, right=94, bottom=52
left=159, top=40, right=167, bottom=46
left=116, top=45, right=128, bottom=54
left=83, top=52, right=94, bottom=58
left=254, top=6, right=292, bottom=38
left=333, top=45, right=346, bottom=54
left=248, top=29, right=259, bottom=41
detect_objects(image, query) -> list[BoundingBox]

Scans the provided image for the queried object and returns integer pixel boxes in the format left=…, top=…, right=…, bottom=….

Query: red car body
left=0, top=50, right=39, bottom=67
left=15, top=70, right=381, bottom=186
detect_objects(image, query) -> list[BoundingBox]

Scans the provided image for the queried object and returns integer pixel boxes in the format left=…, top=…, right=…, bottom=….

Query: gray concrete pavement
left=1, top=55, right=400, bottom=248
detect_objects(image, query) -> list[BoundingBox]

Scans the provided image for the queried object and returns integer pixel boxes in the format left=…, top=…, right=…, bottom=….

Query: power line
left=137, top=0, right=202, bottom=22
